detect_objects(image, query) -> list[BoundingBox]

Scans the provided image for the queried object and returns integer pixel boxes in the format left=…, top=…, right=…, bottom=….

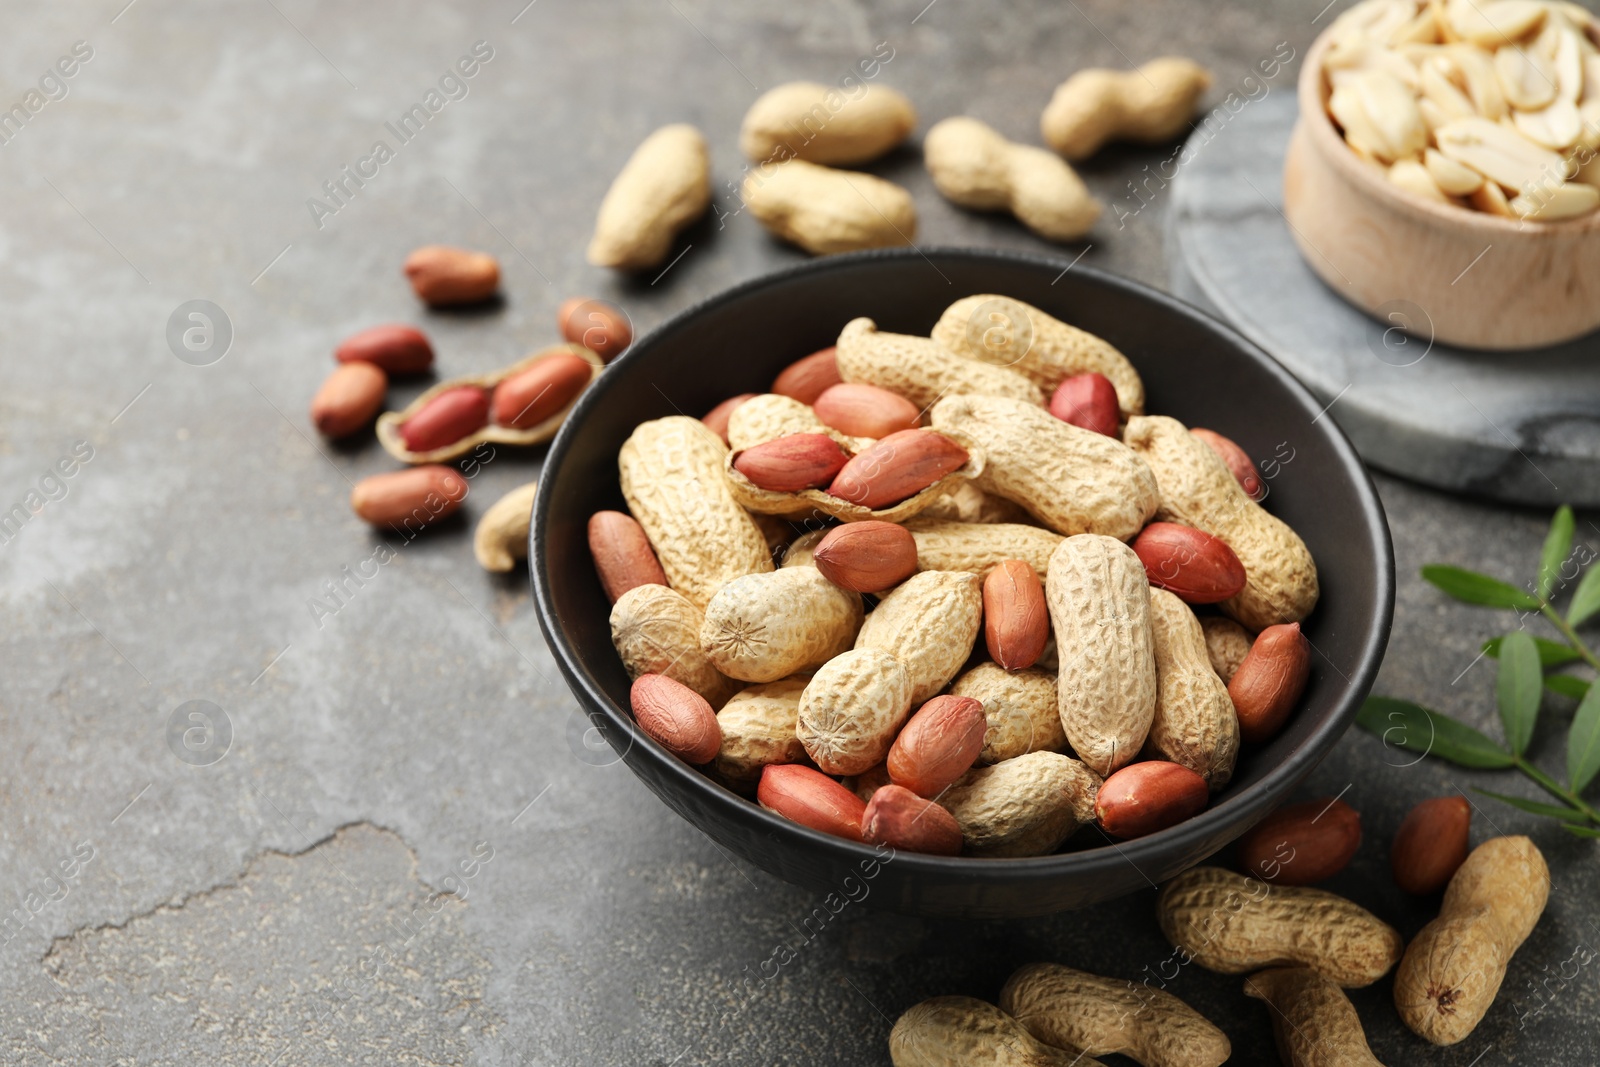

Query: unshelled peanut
left=1157, top=866, right=1404, bottom=988
left=903, top=519, right=1063, bottom=577
left=1243, top=967, right=1386, bottom=1067
left=796, top=648, right=914, bottom=776
left=1000, top=961, right=1230, bottom=1067
left=941, top=751, right=1101, bottom=857
left=889, top=996, right=1103, bottom=1067
left=618, top=416, right=773, bottom=607
left=1045, top=535, right=1157, bottom=777
left=1394, top=835, right=1549, bottom=1045
left=855, top=570, right=983, bottom=705
left=473, top=480, right=539, bottom=573
left=700, top=567, right=862, bottom=683
left=743, top=160, right=916, bottom=254
left=1041, top=57, right=1213, bottom=160
left=1144, top=589, right=1239, bottom=789
left=740, top=81, right=916, bottom=165
left=924, top=116, right=1101, bottom=240
left=931, top=295, right=1144, bottom=418
left=588, top=124, right=711, bottom=270
left=610, top=583, right=738, bottom=708
left=837, top=316, right=1041, bottom=411
left=714, top=676, right=810, bottom=782
left=950, top=662, right=1065, bottom=764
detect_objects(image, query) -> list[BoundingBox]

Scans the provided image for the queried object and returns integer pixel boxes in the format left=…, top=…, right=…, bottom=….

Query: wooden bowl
left=1284, top=29, right=1600, bottom=350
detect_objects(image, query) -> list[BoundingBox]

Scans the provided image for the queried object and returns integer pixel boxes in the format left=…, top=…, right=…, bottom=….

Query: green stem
left=1516, top=755, right=1600, bottom=824
left=1539, top=602, right=1600, bottom=673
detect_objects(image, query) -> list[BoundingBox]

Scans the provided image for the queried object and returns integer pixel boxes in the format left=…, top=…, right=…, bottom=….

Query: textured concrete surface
left=3, top=1, right=1598, bottom=1064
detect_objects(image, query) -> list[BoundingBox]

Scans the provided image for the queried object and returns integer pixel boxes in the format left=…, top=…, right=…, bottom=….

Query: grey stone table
left=3, top=2, right=1598, bottom=1064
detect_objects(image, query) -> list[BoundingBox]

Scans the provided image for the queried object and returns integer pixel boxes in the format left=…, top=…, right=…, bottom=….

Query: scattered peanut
left=1157, top=866, right=1404, bottom=987
left=557, top=296, right=631, bottom=361
left=403, top=245, right=500, bottom=306
left=889, top=996, right=1102, bottom=1067
left=400, top=385, right=490, bottom=453
left=1243, top=967, right=1387, bottom=1067
left=924, top=116, right=1101, bottom=240
left=1235, top=798, right=1362, bottom=886
left=1133, top=522, right=1248, bottom=605
left=350, top=466, right=468, bottom=528
left=588, top=510, right=669, bottom=602
left=1000, top=961, right=1231, bottom=1067
left=1394, top=835, right=1549, bottom=1044
left=588, top=124, right=712, bottom=270
left=336, top=324, right=434, bottom=374
left=741, top=81, right=916, bottom=165
left=743, top=160, right=916, bottom=254
left=491, top=351, right=595, bottom=429
left=311, top=361, right=387, bottom=438
left=1390, top=795, right=1471, bottom=894
left=1041, top=57, right=1213, bottom=160
left=473, top=480, right=539, bottom=573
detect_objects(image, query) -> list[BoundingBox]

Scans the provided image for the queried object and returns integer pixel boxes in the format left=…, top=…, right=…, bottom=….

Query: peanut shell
left=855, top=570, right=983, bottom=705
left=1145, top=589, right=1240, bottom=790
left=701, top=567, right=863, bottom=683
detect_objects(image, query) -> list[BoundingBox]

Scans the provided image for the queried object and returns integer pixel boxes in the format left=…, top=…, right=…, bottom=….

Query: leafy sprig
left=1356, top=506, right=1600, bottom=837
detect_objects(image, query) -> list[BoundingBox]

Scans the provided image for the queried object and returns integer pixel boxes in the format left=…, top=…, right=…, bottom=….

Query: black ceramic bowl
left=531, top=247, right=1393, bottom=919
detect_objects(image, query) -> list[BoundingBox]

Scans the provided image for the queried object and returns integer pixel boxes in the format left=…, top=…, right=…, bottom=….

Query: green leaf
left=1539, top=506, right=1575, bottom=598
left=1482, top=634, right=1584, bottom=668
left=1570, top=566, right=1600, bottom=628
left=1475, top=788, right=1587, bottom=821
left=1497, top=631, right=1543, bottom=756
left=1422, top=565, right=1541, bottom=610
left=1562, top=823, right=1600, bottom=838
left=1356, top=697, right=1515, bottom=769
left=1567, top=681, right=1600, bottom=792
left=1546, top=674, right=1592, bottom=700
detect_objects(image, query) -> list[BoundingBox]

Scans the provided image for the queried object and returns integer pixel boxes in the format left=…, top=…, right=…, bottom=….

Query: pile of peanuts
left=307, top=244, right=630, bottom=572
left=595, top=293, right=1324, bottom=859
left=585, top=60, right=1212, bottom=266
left=891, top=797, right=1549, bottom=1064
left=1323, top=0, right=1600, bottom=219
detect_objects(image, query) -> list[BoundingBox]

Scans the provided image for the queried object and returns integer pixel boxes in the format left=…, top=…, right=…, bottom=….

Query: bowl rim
left=531, top=246, right=1396, bottom=878
left=1297, top=26, right=1600, bottom=236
